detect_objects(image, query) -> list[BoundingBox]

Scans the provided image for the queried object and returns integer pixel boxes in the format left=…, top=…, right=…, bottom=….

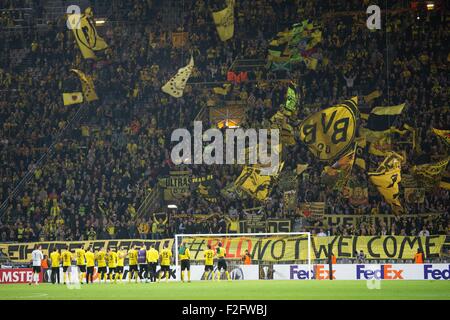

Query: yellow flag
left=234, top=163, right=282, bottom=201
left=412, top=157, right=450, bottom=188
left=161, top=56, right=194, bottom=98
left=369, top=167, right=403, bottom=212
left=62, top=92, right=83, bottom=105
left=299, top=96, right=359, bottom=161
left=69, top=9, right=108, bottom=59
left=212, top=0, right=235, bottom=41
left=70, top=69, right=98, bottom=102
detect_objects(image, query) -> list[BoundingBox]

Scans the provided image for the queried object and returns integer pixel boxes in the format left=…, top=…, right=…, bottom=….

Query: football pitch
left=1, top=281, right=449, bottom=300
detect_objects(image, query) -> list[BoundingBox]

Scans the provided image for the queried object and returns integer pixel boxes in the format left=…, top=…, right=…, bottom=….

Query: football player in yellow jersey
left=75, top=244, right=86, bottom=284
left=116, top=248, right=126, bottom=281
left=49, top=247, right=61, bottom=284
left=215, top=242, right=230, bottom=281
left=203, top=244, right=215, bottom=280
left=158, top=244, right=172, bottom=282
left=95, top=247, right=108, bottom=283
left=146, top=245, right=159, bottom=282
left=85, top=246, right=95, bottom=284
left=179, top=241, right=191, bottom=283
left=107, top=247, right=119, bottom=283
left=61, top=246, right=73, bottom=284
left=127, top=245, right=139, bottom=283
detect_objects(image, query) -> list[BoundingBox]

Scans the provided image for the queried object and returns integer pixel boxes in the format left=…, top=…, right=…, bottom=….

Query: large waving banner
left=175, top=235, right=445, bottom=261
left=0, top=236, right=444, bottom=263
left=299, top=97, right=359, bottom=161
left=0, top=239, right=173, bottom=263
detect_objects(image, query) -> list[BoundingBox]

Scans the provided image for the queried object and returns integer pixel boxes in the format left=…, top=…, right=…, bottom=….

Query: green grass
left=1, top=280, right=449, bottom=300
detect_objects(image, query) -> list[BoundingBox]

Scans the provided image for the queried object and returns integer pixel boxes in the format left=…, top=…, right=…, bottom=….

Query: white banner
left=273, top=264, right=450, bottom=280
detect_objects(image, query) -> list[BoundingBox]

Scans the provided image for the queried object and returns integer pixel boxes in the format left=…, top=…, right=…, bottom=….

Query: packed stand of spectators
left=0, top=0, right=448, bottom=242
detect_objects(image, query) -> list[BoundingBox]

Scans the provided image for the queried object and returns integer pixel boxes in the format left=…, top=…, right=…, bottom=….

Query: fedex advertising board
left=273, top=264, right=449, bottom=280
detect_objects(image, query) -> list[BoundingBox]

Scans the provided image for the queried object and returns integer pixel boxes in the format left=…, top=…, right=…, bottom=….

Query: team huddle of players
left=47, top=241, right=231, bottom=283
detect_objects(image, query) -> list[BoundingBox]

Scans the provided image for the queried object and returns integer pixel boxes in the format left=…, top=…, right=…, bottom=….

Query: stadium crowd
left=0, top=0, right=448, bottom=242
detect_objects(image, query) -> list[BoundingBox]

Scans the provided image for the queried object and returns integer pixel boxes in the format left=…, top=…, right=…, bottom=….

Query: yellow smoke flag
left=369, top=167, right=403, bottom=213
left=62, top=92, right=83, bottom=105
left=432, top=128, right=450, bottom=146
left=212, top=0, right=235, bottom=41
left=161, top=56, right=194, bottom=98
left=70, top=69, right=98, bottom=102
left=69, top=8, right=108, bottom=59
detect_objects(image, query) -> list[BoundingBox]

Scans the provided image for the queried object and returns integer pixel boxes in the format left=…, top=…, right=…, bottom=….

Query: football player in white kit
left=30, top=244, right=43, bottom=285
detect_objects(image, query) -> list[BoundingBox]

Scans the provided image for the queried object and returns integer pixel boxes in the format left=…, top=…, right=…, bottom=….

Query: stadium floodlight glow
left=426, top=2, right=434, bottom=10
left=174, top=232, right=312, bottom=281
left=168, top=204, right=178, bottom=209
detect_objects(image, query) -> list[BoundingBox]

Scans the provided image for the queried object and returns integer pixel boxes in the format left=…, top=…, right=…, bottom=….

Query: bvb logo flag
left=299, top=97, right=359, bottom=161
left=432, top=128, right=450, bottom=147
left=161, top=56, right=194, bottom=98
left=69, top=8, right=108, bottom=59
left=62, top=92, right=83, bottom=106
left=212, top=0, right=235, bottom=42
left=70, top=69, right=98, bottom=102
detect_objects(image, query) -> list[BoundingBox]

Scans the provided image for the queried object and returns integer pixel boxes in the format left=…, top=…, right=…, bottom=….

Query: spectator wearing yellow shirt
left=152, top=214, right=168, bottom=239
left=50, top=201, right=60, bottom=217
left=138, top=219, right=150, bottom=239
left=225, top=216, right=239, bottom=234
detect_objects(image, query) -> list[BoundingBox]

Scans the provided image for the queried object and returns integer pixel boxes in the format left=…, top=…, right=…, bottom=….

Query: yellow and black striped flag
left=69, top=7, right=108, bottom=59
left=70, top=69, right=98, bottom=102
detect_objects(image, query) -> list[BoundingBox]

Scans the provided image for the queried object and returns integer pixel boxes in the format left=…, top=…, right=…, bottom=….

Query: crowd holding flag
left=69, top=7, right=108, bottom=59
left=321, top=145, right=356, bottom=192
left=268, top=19, right=322, bottom=70
left=212, top=0, right=235, bottom=41
left=298, top=96, right=359, bottom=161
left=411, top=157, right=450, bottom=189
left=162, top=56, right=194, bottom=98
left=368, top=152, right=404, bottom=214
left=70, top=69, right=99, bottom=102
left=62, top=92, right=83, bottom=106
